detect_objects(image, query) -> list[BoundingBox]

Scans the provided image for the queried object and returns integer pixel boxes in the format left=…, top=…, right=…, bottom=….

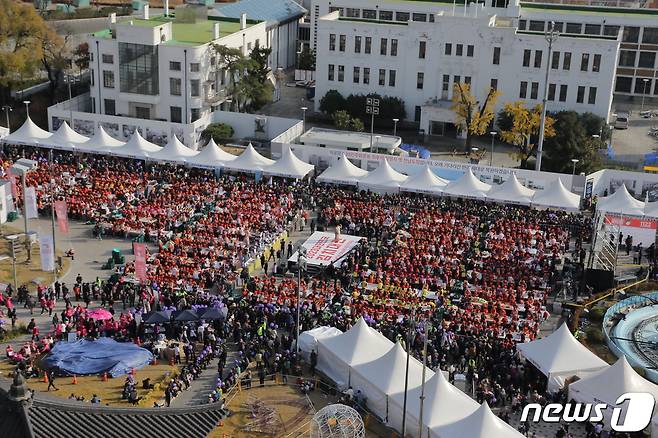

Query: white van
left=615, top=112, right=629, bottom=129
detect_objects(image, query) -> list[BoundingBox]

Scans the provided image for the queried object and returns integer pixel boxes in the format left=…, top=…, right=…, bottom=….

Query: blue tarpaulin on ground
left=43, top=338, right=153, bottom=377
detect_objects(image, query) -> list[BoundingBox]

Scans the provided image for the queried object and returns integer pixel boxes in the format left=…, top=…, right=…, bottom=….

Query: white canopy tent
left=186, top=139, right=237, bottom=169
left=569, top=357, right=658, bottom=435
left=431, top=403, right=525, bottom=438
left=517, top=323, right=608, bottom=392
left=222, top=143, right=274, bottom=173
left=388, top=370, right=478, bottom=438
left=2, top=116, right=52, bottom=145
left=645, top=200, right=658, bottom=218
left=357, top=160, right=407, bottom=194
left=316, top=317, right=393, bottom=389
left=442, top=168, right=492, bottom=199
left=596, top=184, right=645, bottom=216
left=44, top=121, right=89, bottom=151
left=76, top=126, right=125, bottom=154
left=486, top=174, right=535, bottom=205
left=113, top=131, right=161, bottom=159
left=350, top=342, right=428, bottom=422
left=316, top=154, right=368, bottom=186
left=297, top=326, right=342, bottom=361
left=400, top=165, right=448, bottom=195
left=264, top=147, right=314, bottom=179
left=531, top=178, right=581, bottom=211
left=149, top=135, right=199, bottom=164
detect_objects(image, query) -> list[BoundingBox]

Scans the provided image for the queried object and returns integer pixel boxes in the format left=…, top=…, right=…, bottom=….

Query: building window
left=345, top=8, right=360, bottom=17
left=445, top=43, right=452, bottom=55
left=442, top=75, right=450, bottom=98
left=635, top=78, right=651, bottom=94
left=169, top=61, right=181, bottom=71
left=102, top=54, right=113, bottom=64
left=559, top=84, right=568, bottom=102
left=379, top=10, right=393, bottom=20
left=551, top=51, right=560, bottom=69
left=529, top=20, right=544, bottom=31
left=190, top=63, right=200, bottom=72
left=104, top=99, right=115, bottom=116
left=566, top=22, right=582, bottom=34
left=417, top=72, right=424, bottom=89
left=389, top=70, right=396, bottom=87
left=577, top=86, right=585, bottom=103
left=615, top=76, right=632, bottom=93
left=553, top=22, right=564, bottom=33
left=329, top=34, right=336, bottom=51
left=563, top=52, right=571, bottom=70
left=534, top=50, right=542, bottom=68
left=391, top=39, right=398, bottom=56
left=585, top=24, right=601, bottom=35
left=490, top=78, right=498, bottom=91
left=353, top=66, right=360, bottom=83
left=419, top=41, right=426, bottom=59
left=592, top=54, right=601, bottom=72
left=339, top=35, right=346, bottom=52
left=464, top=76, right=471, bottom=85
left=523, top=49, right=531, bottom=67
left=519, top=81, right=528, bottom=98
left=643, top=27, right=658, bottom=44
left=328, top=64, right=334, bottom=81
left=467, top=45, right=474, bottom=57
left=103, top=70, right=115, bottom=88
left=604, top=25, right=620, bottom=36
left=623, top=26, right=640, bottom=43
left=191, top=108, right=200, bottom=122
left=453, top=75, right=460, bottom=85
left=518, top=20, right=527, bottom=30
left=363, top=67, right=370, bottom=84
left=91, top=69, right=94, bottom=86
left=190, top=79, right=200, bottom=97
left=588, top=87, right=597, bottom=104
left=338, top=65, right=344, bottom=82
left=639, top=52, right=656, bottom=69
left=378, top=69, right=386, bottom=86
left=412, top=13, right=427, bottom=22
left=380, top=38, right=387, bottom=55
left=119, top=42, right=159, bottom=95
left=170, top=78, right=182, bottom=95
left=414, top=105, right=421, bottom=122
left=90, top=53, right=93, bottom=62
left=580, top=53, right=589, bottom=71
left=548, top=83, right=556, bottom=101
left=90, top=97, right=95, bottom=113
left=456, top=44, right=463, bottom=56
left=170, top=106, right=182, bottom=123
left=365, top=37, right=371, bottom=54
left=618, top=51, right=636, bottom=67
left=493, top=47, right=500, bottom=65
left=396, top=11, right=409, bottom=21
left=530, top=82, right=539, bottom=99
left=362, top=9, right=376, bottom=19
left=355, top=36, right=361, bottom=53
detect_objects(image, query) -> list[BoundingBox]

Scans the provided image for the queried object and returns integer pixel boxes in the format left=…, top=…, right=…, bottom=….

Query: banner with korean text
left=134, top=243, right=147, bottom=282
left=24, top=187, right=38, bottom=218
left=604, top=215, right=657, bottom=247
left=54, top=200, right=69, bottom=234
left=288, top=232, right=363, bottom=267
left=39, top=234, right=55, bottom=272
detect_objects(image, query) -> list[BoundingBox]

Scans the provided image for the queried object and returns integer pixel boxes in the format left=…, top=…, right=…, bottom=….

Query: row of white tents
left=317, top=156, right=581, bottom=210
left=596, top=183, right=658, bottom=218
left=311, top=318, right=524, bottom=438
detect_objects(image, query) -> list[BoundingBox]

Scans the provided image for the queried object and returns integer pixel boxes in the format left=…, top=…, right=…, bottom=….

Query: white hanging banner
left=25, top=187, right=38, bottom=219
left=39, top=234, right=55, bottom=272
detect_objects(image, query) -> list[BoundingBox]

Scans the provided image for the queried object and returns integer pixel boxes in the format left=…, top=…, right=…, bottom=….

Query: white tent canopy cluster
left=1, top=117, right=316, bottom=179
left=317, top=156, right=581, bottom=210
left=316, top=317, right=526, bottom=438
left=596, top=183, right=658, bottom=218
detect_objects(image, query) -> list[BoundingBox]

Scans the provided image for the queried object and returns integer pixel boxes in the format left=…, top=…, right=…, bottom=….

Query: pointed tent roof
left=645, top=200, right=658, bottom=218
left=45, top=121, right=89, bottom=150
left=149, top=135, right=199, bottom=164
left=352, top=342, right=427, bottom=395
left=400, top=165, right=448, bottom=195
left=390, top=370, right=477, bottom=431
left=77, top=126, right=125, bottom=154
left=486, top=174, right=535, bottom=205
left=432, top=403, right=524, bottom=438
left=317, top=317, right=393, bottom=367
left=517, top=323, right=608, bottom=377
left=264, top=147, right=314, bottom=179
left=443, top=168, right=492, bottom=199
left=316, top=154, right=368, bottom=186
left=2, top=116, right=52, bottom=145
left=186, top=139, right=237, bottom=168
left=596, top=184, right=645, bottom=216
left=358, top=159, right=407, bottom=189
left=113, top=131, right=161, bottom=159
left=222, top=143, right=274, bottom=173
left=531, top=178, right=581, bottom=211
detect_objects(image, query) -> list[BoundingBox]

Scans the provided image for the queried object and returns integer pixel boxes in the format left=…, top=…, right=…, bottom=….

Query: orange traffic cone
left=169, top=357, right=175, bottom=366
left=71, top=375, right=77, bottom=385
left=102, top=372, right=108, bottom=382
left=218, top=420, right=224, bottom=427
left=42, top=373, right=49, bottom=384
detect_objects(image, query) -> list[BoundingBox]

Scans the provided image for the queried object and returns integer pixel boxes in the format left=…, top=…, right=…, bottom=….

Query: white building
left=87, top=7, right=267, bottom=124
left=314, top=4, right=619, bottom=134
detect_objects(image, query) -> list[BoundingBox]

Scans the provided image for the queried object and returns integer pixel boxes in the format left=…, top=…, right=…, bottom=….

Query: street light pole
left=418, top=320, right=431, bottom=437
left=68, top=73, right=74, bottom=125
left=295, top=247, right=307, bottom=355
left=641, top=78, right=649, bottom=113
left=2, top=105, right=11, bottom=130
left=23, top=100, right=31, bottom=118
left=489, top=131, right=496, bottom=166
left=571, top=158, right=579, bottom=175
left=49, top=149, right=58, bottom=275
left=536, top=21, right=558, bottom=171
left=21, top=172, right=30, bottom=262
left=375, top=135, right=381, bottom=155
left=393, top=118, right=399, bottom=137
left=401, top=307, right=416, bottom=437
left=301, top=106, right=308, bottom=132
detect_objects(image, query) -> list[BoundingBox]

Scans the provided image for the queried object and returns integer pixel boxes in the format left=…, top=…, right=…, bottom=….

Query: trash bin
left=112, top=248, right=121, bottom=264
left=7, top=212, right=17, bottom=222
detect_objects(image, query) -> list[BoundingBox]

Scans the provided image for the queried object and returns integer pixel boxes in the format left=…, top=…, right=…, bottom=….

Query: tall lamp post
left=401, top=307, right=416, bottom=437
left=301, top=106, right=308, bottom=132
left=571, top=158, right=579, bottom=175
left=2, top=105, right=11, bottom=130
left=489, top=131, right=496, bottom=166
left=295, top=247, right=307, bottom=355
left=366, top=98, right=380, bottom=150
left=641, top=78, right=650, bottom=113
left=375, top=135, right=381, bottom=155
left=23, top=100, right=31, bottom=118
left=11, top=159, right=38, bottom=262
left=536, top=21, right=559, bottom=171
left=393, top=118, right=399, bottom=137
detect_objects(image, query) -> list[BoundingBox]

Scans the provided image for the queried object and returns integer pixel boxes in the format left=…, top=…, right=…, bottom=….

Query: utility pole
left=401, top=306, right=415, bottom=437
left=366, top=98, right=379, bottom=151
left=536, top=21, right=558, bottom=171
left=49, top=149, right=58, bottom=276
left=418, top=320, right=431, bottom=437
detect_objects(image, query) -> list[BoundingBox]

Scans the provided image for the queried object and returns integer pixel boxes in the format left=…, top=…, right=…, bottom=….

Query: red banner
left=134, top=243, right=147, bottom=283
left=7, top=171, right=17, bottom=198
left=604, top=215, right=657, bottom=230
left=54, top=200, right=69, bottom=234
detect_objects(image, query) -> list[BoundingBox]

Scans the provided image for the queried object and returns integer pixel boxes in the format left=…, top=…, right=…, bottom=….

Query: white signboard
left=289, top=232, right=363, bottom=267
left=39, top=233, right=55, bottom=272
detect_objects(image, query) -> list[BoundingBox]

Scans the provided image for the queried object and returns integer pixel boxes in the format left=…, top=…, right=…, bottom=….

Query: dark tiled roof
left=0, top=402, right=31, bottom=438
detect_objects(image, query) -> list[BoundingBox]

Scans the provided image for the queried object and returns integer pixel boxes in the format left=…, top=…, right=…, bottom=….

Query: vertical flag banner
left=24, top=187, right=38, bottom=219
left=7, top=171, right=17, bottom=198
left=39, top=234, right=55, bottom=272
left=134, top=243, right=147, bottom=282
left=54, top=200, right=69, bottom=233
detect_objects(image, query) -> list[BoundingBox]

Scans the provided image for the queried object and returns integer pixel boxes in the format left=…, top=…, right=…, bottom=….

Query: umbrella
left=199, top=307, right=228, bottom=321
left=86, top=308, right=113, bottom=321
left=143, top=311, right=171, bottom=324
left=174, top=309, right=200, bottom=322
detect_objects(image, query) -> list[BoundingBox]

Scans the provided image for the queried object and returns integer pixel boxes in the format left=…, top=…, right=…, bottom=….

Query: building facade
left=314, top=5, right=619, bottom=133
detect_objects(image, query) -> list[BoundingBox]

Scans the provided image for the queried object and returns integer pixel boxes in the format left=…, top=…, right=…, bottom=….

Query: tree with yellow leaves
left=498, top=101, right=556, bottom=169
left=451, top=83, right=500, bottom=151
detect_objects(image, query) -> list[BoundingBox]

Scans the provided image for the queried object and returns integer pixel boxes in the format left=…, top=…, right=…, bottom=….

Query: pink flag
left=54, top=200, right=69, bottom=234
left=7, top=171, right=17, bottom=198
left=134, top=243, right=147, bottom=283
